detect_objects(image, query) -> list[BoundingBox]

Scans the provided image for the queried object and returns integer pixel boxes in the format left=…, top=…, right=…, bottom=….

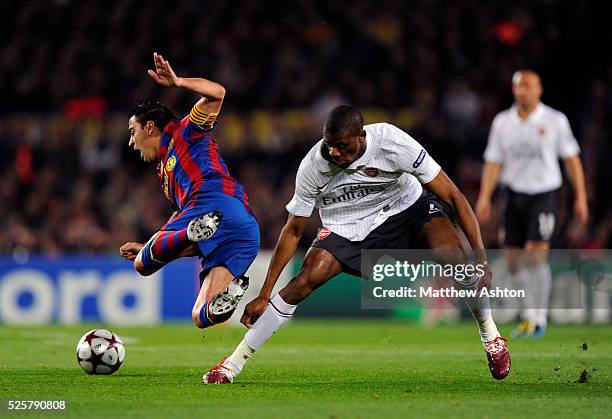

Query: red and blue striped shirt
left=156, top=109, right=252, bottom=215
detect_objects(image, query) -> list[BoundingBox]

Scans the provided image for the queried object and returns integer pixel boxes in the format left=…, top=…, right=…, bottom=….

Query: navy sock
left=198, top=302, right=216, bottom=329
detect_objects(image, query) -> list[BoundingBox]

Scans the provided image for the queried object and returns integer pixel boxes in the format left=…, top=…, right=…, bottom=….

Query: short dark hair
left=128, top=100, right=176, bottom=130
left=324, top=105, right=364, bottom=138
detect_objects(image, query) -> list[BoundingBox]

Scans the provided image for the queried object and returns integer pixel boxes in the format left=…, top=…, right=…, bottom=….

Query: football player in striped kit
left=120, top=53, right=259, bottom=330
left=476, top=70, right=588, bottom=338
left=204, top=105, right=511, bottom=384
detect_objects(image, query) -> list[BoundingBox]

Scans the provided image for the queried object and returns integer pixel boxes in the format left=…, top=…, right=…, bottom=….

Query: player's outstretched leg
left=462, top=288, right=511, bottom=379
left=421, top=217, right=511, bottom=380
left=456, top=274, right=511, bottom=380
left=204, top=292, right=299, bottom=382
left=192, top=267, right=249, bottom=329
left=203, top=292, right=296, bottom=384
left=459, top=283, right=511, bottom=379
left=203, top=248, right=342, bottom=384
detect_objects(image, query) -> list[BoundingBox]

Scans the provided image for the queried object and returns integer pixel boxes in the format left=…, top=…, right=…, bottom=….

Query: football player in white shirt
left=204, top=105, right=511, bottom=384
left=476, top=70, right=588, bottom=338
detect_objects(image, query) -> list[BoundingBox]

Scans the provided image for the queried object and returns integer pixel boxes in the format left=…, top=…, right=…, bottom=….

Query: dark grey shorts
left=311, top=190, right=454, bottom=278
left=504, top=188, right=560, bottom=246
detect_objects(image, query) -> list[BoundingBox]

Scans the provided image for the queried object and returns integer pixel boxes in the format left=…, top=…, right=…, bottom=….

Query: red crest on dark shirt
left=317, top=228, right=331, bottom=241
left=365, top=167, right=379, bottom=177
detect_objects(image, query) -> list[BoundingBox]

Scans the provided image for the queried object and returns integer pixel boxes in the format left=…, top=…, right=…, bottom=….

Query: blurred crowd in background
left=1, top=0, right=611, bottom=257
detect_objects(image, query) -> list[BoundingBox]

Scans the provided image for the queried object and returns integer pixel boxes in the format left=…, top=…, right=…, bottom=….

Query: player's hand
left=147, top=52, right=182, bottom=88
left=574, top=198, right=589, bottom=226
left=475, top=198, right=491, bottom=223
left=119, top=242, right=144, bottom=261
left=240, top=296, right=269, bottom=328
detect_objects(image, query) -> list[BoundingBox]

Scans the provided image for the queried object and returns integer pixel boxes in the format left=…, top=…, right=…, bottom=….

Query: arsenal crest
left=364, top=167, right=379, bottom=177
left=317, top=228, right=331, bottom=241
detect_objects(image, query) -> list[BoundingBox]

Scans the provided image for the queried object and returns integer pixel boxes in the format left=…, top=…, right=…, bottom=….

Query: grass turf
left=1, top=321, right=611, bottom=418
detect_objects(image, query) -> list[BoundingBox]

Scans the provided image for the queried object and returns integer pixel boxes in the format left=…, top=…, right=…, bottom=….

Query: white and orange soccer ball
left=76, top=329, right=125, bottom=375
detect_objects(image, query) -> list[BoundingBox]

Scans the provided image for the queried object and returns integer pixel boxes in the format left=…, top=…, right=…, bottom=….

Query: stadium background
left=1, top=0, right=611, bottom=326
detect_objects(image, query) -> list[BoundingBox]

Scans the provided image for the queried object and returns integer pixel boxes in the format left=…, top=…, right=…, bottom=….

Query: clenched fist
left=119, top=242, right=143, bottom=261
left=240, top=296, right=269, bottom=328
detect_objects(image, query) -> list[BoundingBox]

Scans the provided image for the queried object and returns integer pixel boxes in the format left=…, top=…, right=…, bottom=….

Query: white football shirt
left=286, top=123, right=441, bottom=241
left=484, top=102, right=580, bottom=194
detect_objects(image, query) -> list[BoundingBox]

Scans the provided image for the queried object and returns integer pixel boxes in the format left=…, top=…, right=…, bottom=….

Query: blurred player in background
left=204, top=105, right=511, bottom=384
left=475, top=70, right=588, bottom=338
left=120, top=52, right=259, bottom=330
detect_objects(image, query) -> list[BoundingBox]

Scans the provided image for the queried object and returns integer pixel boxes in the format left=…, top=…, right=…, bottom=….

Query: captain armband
left=190, top=105, right=219, bottom=130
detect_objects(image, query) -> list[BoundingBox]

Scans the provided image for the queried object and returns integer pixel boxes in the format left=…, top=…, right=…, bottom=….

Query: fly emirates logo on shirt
left=508, top=143, right=543, bottom=161
left=320, top=183, right=387, bottom=206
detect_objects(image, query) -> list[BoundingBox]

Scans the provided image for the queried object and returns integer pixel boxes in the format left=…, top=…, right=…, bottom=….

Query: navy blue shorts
left=162, top=191, right=260, bottom=281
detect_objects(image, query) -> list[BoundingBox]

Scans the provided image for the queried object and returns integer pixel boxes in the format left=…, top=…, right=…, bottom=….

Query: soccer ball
left=76, top=329, right=125, bottom=375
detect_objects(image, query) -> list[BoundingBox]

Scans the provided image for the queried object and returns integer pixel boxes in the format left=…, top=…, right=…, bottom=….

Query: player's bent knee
left=134, top=259, right=157, bottom=276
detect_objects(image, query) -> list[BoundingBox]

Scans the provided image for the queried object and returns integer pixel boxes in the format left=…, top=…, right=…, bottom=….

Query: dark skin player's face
left=323, top=130, right=367, bottom=168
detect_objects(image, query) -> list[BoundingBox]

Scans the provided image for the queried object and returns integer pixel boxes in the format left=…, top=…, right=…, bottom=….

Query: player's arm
left=557, top=115, right=588, bottom=226
left=147, top=52, right=225, bottom=117
left=388, top=123, right=485, bottom=258
left=120, top=240, right=197, bottom=273
left=120, top=211, right=199, bottom=267
left=476, top=115, right=505, bottom=223
left=241, top=153, right=317, bottom=327
left=563, top=155, right=589, bottom=225
left=475, top=162, right=503, bottom=223
left=241, top=215, right=309, bottom=328
left=260, top=215, right=309, bottom=299
left=426, top=170, right=487, bottom=262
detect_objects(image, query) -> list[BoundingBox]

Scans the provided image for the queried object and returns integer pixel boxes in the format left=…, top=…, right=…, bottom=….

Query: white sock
left=453, top=274, right=499, bottom=342
left=530, top=263, right=551, bottom=327
left=463, top=291, right=499, bottom=342
left=226, top=339, right=255, bottom=374
left=245, top=293, right=296, bottom=349
left=511, top=268, right=536, bottom=322
left=223, top=293, right=297, bottom=376
left=471, top=307, right=500, bottom=343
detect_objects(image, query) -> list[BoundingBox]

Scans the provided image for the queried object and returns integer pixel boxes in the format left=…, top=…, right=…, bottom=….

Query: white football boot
left=187, top=211, right=223, bottom=242
left=208, top=275, right=249, bottom=317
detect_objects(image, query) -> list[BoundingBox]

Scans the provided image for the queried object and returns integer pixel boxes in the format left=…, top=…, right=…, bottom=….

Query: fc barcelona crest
left=166, top=156, right=177, bottom=172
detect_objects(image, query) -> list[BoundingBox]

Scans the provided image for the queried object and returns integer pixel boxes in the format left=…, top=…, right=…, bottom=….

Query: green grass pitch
left=1, top=321, right=611, bottom=418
